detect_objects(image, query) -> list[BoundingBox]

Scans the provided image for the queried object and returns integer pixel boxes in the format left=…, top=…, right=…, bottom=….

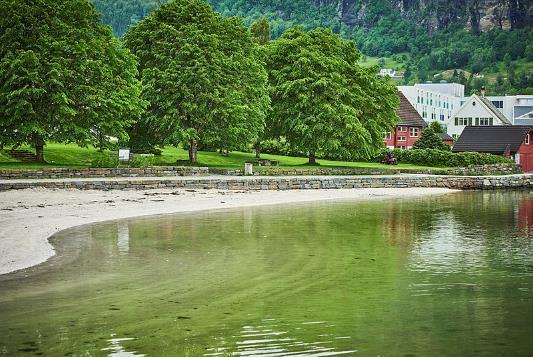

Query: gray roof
left=437, top=132, right=453, bottom=141
left=452, top=125, right=532, bottom=154
left=477, top=96, right=512, bottom=125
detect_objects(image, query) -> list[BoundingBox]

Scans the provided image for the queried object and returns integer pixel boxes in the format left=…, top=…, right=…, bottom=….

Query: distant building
left=437, top=132, right=454, bottom=147
left=452, top=126, right=533, bottom=172
left=384, top=92, right=427, bottom=150
left=447, top=94, right=512, bottom=139
left=485, top=95, right=533, bottom=124
left=398, top=82, right=464, bottom=124
left=379, top=69, right=404, bottom=79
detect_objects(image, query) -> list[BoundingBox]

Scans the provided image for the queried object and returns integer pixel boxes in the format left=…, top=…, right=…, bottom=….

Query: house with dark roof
left=446, top=94, right=512, bottom=139
left=384, top=92, right=427, bottom=150
left=437, top=132, right=454, bottom=147
left=452, top=125, right=533, bottom=172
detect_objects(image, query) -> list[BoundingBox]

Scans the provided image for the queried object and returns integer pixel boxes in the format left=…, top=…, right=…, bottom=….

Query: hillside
left=92, top=0, right=532, bottom=94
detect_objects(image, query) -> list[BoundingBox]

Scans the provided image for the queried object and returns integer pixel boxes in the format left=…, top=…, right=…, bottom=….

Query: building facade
left=384, top=92, right=427, bottom=150
left=398, top=83, right=464, bottom=125
left=446, top=94, right=512, bottom=139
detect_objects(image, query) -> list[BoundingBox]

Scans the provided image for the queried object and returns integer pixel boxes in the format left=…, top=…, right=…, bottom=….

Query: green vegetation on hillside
left=92, top=0, right=531, bottom=95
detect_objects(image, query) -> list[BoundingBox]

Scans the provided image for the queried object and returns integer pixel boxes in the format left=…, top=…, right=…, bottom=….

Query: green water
left=1, top=191, right=532, bottom=356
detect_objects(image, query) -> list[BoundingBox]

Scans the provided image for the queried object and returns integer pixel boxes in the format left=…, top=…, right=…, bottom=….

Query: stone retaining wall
left=447, top=163, right=523, bottom=176
left=1, top=174, right=531, bottom=191
left=0, top=163, right=522, bottom=180
left=211, top=163, right=523, bottom=177
left=0, top=166, right=208, bottom=179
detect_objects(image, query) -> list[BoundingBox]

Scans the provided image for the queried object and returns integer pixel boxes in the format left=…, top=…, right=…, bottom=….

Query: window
left=455, top=117, right=471, bottom=126
left=472, top=101, right=476, bottom=106
left=384, top=132, right=392, bottom=140
left=455, top=117, right=469, bottom=126
left=400, top=146, right=407, bottom=150
left=479, top=117, right=491, bottom=126
left=452, top=134, right=459, bottom=140
left=409, top=127, right=419, bottom=137
left=526, top=134, right=530, bottom=145
left=398, top=136, right=407, bottom=142
left=491, top=100, right=504, bottom=109
left=398, top=126, right=407, bottom=132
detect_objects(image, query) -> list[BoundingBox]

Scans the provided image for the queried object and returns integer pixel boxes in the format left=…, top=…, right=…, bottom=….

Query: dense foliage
left=92, top=0, right=532, bottom=94
left=0, top=0, right=144, bottom=162
left=124, top=0, right=269, bottom=162
left=267, top=27, right=399, bottom=164
left=413, top=129, right=450, bottom=151
left=379, top=149, right=513, bottom=167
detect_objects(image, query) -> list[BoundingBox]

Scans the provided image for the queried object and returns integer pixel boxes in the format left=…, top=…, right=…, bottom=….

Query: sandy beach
left=0, top=187, right=455, bottom=275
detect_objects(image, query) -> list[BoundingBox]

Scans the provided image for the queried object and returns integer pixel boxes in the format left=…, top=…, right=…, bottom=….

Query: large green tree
left=0, top=0, right=144, bottom=162
left=124, top=0, right=269, bottom=162
left=267, top=27, right=399, bottom=164
left=250, top=17, right=273, bottom=158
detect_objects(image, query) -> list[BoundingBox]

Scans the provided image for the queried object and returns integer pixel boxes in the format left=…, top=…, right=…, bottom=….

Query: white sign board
left=118, top=148, right=130, bottom=162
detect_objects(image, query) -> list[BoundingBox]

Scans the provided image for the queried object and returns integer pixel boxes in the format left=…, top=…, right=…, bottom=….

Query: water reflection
left=102, top=334, right=144, bottom=357
left=0, top=191, right=532, bottom=356
left=518, top=196, right=533, bottom=238
left=206, top=319, right=356, bottom=356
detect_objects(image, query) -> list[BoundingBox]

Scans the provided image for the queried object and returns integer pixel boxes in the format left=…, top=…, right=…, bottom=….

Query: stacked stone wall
left=1, top=174, right=531, bottom=191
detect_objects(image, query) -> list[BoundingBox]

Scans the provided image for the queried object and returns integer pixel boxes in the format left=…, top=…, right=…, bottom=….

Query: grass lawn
left=0, top=143, right=442, bottom=171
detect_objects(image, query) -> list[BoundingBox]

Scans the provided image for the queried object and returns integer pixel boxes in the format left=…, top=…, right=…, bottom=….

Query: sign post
left=118, top=148, right=130, bottom=163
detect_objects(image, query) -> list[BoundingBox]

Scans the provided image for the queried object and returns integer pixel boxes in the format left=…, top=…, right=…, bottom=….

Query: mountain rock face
left=325, top=0, right=531, bottom=32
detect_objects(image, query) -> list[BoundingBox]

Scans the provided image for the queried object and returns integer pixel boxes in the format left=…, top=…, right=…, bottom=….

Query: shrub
left=90, top=154, right=119, bottom=168
left=129, top=155, right=155, bottom=168
left=260, top=137, right=306, bottom=157
left=413, top=129, right=450, bottom=151
left=376, top=148, right=513, bottom=167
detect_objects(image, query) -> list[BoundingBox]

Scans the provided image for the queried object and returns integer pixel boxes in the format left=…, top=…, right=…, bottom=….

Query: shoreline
left=0, top=187, right=456, bottom=276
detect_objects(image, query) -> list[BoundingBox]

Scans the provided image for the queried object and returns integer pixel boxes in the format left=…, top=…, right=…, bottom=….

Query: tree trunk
left=255, top=142, right=261, bottom=159
left=32, top=133, right=45, bottom=163
left=308, top=151, right=317, bottom=165
left=35, top=144, right=45, bottom=163
left=188, top=139, right=198, bottom=163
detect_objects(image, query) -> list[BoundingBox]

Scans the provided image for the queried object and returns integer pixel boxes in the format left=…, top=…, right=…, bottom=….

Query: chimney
left=480, top=86, right=486, bottom=97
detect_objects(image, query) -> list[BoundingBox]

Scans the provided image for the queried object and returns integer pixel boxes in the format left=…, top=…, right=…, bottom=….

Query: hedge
left=374, top=148, right=513, bottom=167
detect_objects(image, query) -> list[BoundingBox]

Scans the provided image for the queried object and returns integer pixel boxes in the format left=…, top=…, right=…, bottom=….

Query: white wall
left=398, top=84, right=463, bottom=125
left=447, top=95, right=508, bottom=138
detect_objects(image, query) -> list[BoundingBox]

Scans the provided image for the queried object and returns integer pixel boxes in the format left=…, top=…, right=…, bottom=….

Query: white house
left=447, top=94, right=512, bottom=139
left=459, top=95, right=533, bottom=125
left=398, top=82, right=463, bottom=125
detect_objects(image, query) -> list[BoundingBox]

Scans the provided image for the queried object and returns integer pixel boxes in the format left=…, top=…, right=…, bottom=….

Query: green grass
left=0, top=143, right=441, bottom=171
left=359, top=53, right=409, bottom=70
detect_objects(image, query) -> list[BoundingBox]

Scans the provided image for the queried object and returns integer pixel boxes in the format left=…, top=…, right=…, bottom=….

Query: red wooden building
left=452, top=125, right=533, bottom=172
left=384, top=92, right=427, bottom=150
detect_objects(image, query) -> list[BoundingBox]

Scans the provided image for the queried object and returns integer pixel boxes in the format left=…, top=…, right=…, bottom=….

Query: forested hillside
left=92, top=0, right=532, bottom=94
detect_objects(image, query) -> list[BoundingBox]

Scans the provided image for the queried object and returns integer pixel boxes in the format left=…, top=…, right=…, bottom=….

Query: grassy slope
left=0, top=143, right=439, bottom=171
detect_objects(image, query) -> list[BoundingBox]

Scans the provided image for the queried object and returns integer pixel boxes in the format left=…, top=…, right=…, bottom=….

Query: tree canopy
left=267, top=27, right=399, bottom=164
left=0, top=0, right=144, bottom=161
left=124, top=0, right=269, bottom=162
left=412, top=129, right=450, bottom=151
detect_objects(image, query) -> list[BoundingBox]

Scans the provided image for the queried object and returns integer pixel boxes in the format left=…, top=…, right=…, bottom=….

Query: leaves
left=267, top=27, right=399, bottom=161
left=124, top=0, right=270, bottom=158
left=0, top=0, right=145, bottom=154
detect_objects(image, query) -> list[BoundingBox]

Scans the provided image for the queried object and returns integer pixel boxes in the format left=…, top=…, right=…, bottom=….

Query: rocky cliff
left=324, top=0, right=531, bottom=32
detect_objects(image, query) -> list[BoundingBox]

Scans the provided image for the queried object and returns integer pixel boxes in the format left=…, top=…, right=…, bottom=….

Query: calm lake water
left=1, top=191, right=532, bottom=356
